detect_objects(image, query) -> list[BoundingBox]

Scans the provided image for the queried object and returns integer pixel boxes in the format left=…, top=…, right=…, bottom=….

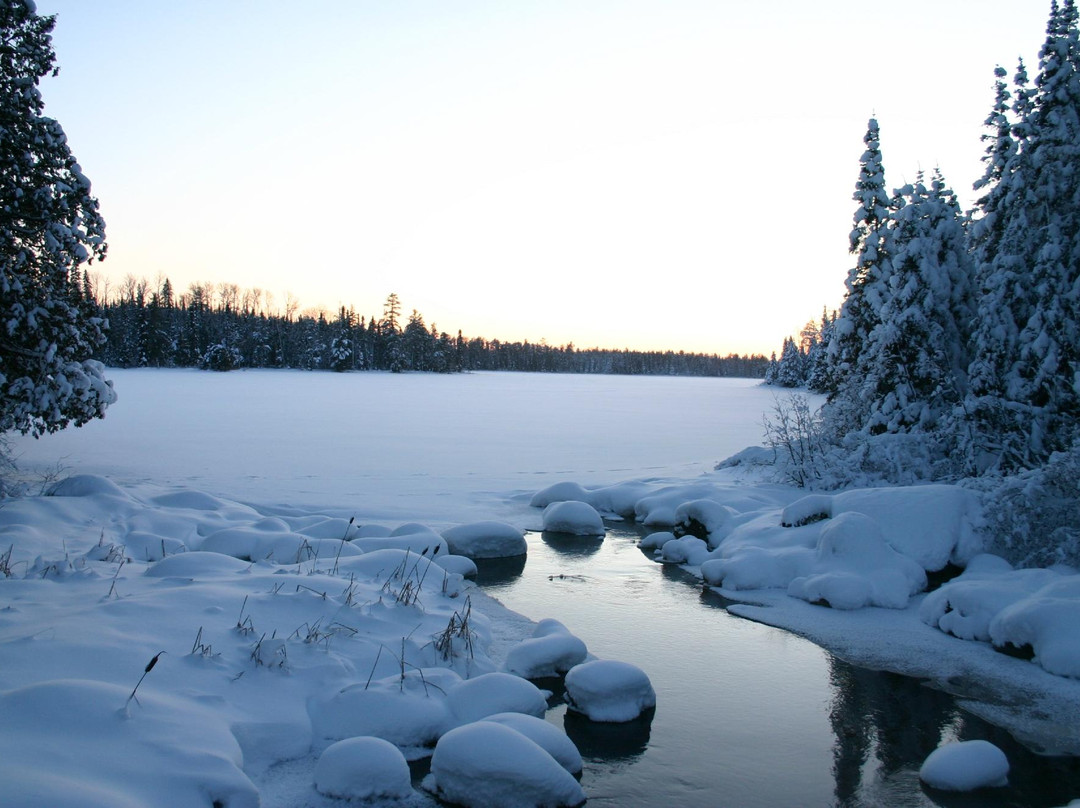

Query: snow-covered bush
left=982, top=444, right=1080, bottom=569
left=202, top=342, right=242, bottom=372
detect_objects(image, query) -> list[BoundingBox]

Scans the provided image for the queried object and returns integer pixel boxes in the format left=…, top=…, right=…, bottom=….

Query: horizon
left=35, top=1, right=1047, bottom=356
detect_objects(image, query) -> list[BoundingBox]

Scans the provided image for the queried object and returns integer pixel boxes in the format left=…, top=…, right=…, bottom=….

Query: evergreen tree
left=827, top=119, right=894, bottom=402
left=860, top=171, right=974, bottom=439
left=0, top=0, right=115, bottom=435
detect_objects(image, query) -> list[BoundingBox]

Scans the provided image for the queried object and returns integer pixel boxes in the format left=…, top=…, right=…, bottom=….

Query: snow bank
left=542, top=501, right=606, bottom=536
left=428, top=721, right=586, bottom=808
left=0, top=679, right=258, bottom=808
left=919, top=740, right=1009, bottom=791
left=990, top=576, right=1080, bottom=678
left=787, top=512, right=927, bottom=610
left=658, top=535, right=711, bottom=566
left=442, top=521, right=527, bottom=559
left=314, top=736, right=414, bottom=801
left=564, top=659, right=656, bottom=722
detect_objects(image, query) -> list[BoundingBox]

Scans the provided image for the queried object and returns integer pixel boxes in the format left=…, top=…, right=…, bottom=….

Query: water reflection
left=471, top=554, right=526, bottom=586
left=563, top=707, right=654, bottom=764
left=540, top=531, right=606, bottom=557
left=827, top=654, right=1080, bottom=807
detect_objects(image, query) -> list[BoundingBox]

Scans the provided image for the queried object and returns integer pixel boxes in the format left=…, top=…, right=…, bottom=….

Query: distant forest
left=89, top=279, right=768, bottom=378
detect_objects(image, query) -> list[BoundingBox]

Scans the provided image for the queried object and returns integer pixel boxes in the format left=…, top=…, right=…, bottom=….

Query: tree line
left=92, top=281, right=769, bottom=378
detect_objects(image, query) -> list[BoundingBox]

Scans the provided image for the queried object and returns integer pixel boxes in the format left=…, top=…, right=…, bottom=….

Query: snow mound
left=919, top=740, right=1009, bottom=791
left=787, top=512, right=927, bottom=610
left=442, top=521, right=527, bottom=559
left=564, top=659, right=656, bottom=722
left=658, top=535, right=710, bottom=566
left=542, top=501, right=605, bottom=536
left=352, top=529, right=448, bottom=557
left=715, top=445, right=774, bottom=468
left=639, top=531, right=675, bottom=550
left=49, top=474, right=131, bottom=499
left=435, top=553, right=479, bottom=578
left=674, top=499, right=736, bottom=547
left=920, top=561, right=1058, bottom=642
left=0, top=679, right=258, bottom=808
left=145, top=550, right=251, bottom=578
left=314, top=736, right=414, bottom=801
left=481, top=713, right=583, bottom=776
left=832, top=485, right=982, bottom=571
left=702, top=546, right=813, bottom=591
left=780, top=494, right=833, bottom=527
left=990, top=575, right=1080, bottom=678
left=530, top=481, right=591, bottom=509
left=310, top=673, right=454, bottom=752
left=293, top=517, right=358, bottom=539
left=428, top=722, right=586, bottom=808
left=121, top=531, right=187, bottom=562
left=503, top=620, right=588, bottom=678
left=447, top=672, right=548, bottom=724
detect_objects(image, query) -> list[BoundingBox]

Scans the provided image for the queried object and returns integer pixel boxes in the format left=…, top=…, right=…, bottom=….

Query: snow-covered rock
left=658, top=535, right=710, bottom=566
left=673, top=499, right=737, bottom=547
left=989, top=575, right=1080, bottom=678
left=503, top=620, right=588, bottom=678
left=428, top=722, right=586, bottom=808
left=314, top=737, right=414, bottom=801
left=434, top=553, right=479, bottom=578
left=919, top=740, right=1009, bottom=791
left=564, top=659, right=656, bottom=722
left=920, top=560, right=1057, bottom=642
left=530, top=481, right=592, bottom=509
left=787, top=511, right=927, bottom=610
left=639, top=530, right=675, bottom=550
left=442, top=521, right=527, bottom=559
left=447, top=672, right=548, bottom=724
left=542, top=501, right=605, bottom=536
left=481, top=713, right=583, bottom=776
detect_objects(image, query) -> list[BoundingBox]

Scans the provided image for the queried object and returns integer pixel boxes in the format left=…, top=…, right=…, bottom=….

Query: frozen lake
left=9, top=369, right=777, bottom=526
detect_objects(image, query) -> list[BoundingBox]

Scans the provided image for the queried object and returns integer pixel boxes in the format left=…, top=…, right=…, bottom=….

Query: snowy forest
left=754, top=2, right=1080, bottom=566
left=89, top=283, right=769, bottom=377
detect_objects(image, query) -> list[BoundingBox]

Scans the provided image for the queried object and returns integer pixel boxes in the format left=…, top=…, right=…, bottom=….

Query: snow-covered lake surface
left=4, top=369, right=1080, bottom=807
left=10, top=369, right=766, bottom=526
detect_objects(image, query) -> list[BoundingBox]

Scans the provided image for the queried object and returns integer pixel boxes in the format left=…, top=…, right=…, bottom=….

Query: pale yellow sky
left=36, top=0, right=1047, bottom=355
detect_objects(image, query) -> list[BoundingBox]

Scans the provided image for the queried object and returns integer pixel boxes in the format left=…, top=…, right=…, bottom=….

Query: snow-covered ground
left=3, top=369, right=1079, bottom=806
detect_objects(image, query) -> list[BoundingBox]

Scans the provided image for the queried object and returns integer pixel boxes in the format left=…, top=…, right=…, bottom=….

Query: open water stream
left=479, top=526, right=1080, bottom=808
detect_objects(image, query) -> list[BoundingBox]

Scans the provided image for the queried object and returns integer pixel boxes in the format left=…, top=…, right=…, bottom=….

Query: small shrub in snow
left=542, top=501, right=605, bottom=536
left=564, top=659, right=656, bottom=723
left=919, top=740, right=1009, bottom=791
left=982, top=445, right=1080, bottom=569
left=314, top=737, right=414, bottom=801
left=762, top=393, right=828, bottom=488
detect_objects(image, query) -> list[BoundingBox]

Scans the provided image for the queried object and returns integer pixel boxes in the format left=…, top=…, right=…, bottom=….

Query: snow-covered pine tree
left=806, top=308, right=837, bottom=394
left=775, top=336, right=806, bottom=387
left=859, top=171, right=974, bottom=446
left=824, top=118, right=894, bottom=428
left=1007, top=0, right=1080, bottom=461
left=0, top=0, right=116, bottom=436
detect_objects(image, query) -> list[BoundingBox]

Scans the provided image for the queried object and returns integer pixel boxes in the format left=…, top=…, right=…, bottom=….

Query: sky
left=32, top=0, right=1050, bottom=356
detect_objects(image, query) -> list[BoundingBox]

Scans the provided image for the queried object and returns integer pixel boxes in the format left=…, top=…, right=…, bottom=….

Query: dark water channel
left=477, top=526, right=1080, bottom=808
